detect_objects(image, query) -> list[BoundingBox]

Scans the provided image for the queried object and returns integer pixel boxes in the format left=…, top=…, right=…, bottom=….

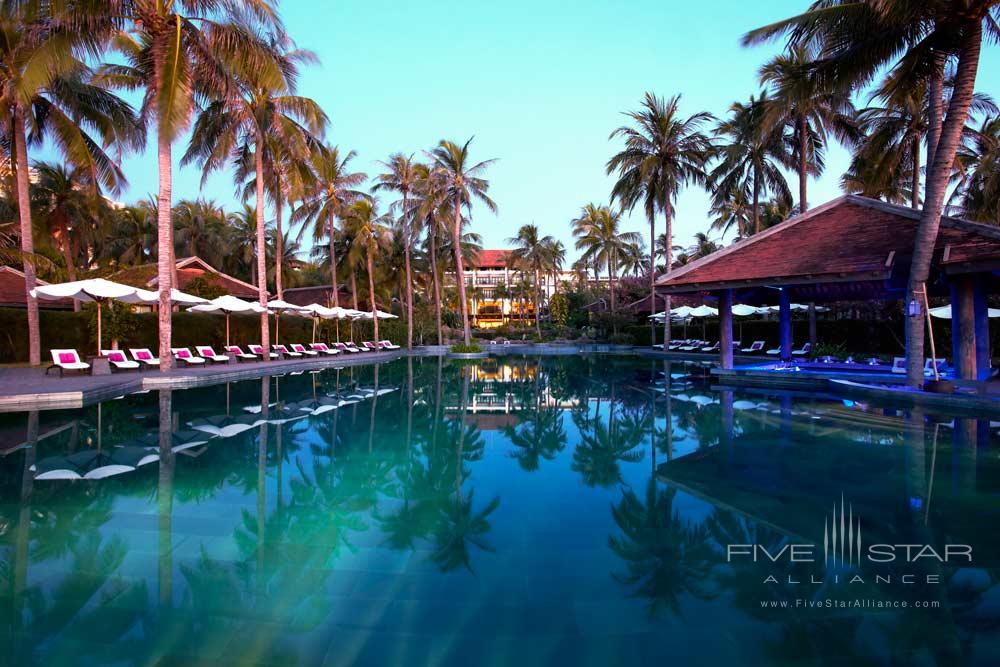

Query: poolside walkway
left=0, top=350, right=405, bottom=412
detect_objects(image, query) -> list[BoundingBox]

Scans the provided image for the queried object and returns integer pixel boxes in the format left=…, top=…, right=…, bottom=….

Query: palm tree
left=1, top=5, right=143, bottom=364
left=373, top=153, right=420, bottom=349
left=745, top=1, right=999, bottom=386
left=507, top=224, right=561, bottom=336
left=225, top=203, right=259, bottom=284
left=710, top=93, right=791, bottom=234
left=292, top=145, right=367, bottom=308
left=103, top=203, right=156, bottom=268
left=182, top=29, right=326, bottom=355
left=412, top=163, right=449, bottom=344
left=427, top=138, right=497, bottom=345
left=571, top=203, right=642, bottom=318
left=102, top=0, right=281, bottom=370
left=951, top=113, right=1000, bottom=224
left=757, top=45, right=857, bottom=214
left=172, top=198, right=227, bottom=266
left=607, top=92, right=714, bottom=347
left=344, top=199, right=391, bottom=342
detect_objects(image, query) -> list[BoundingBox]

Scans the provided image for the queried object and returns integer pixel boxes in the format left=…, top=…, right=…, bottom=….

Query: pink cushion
left=108, top=352, right=126, bottom=362
left=136, top=351, right=151, bottom=360
left=177, top=350, right=190, bottom=358
left=58, top=352, right=76, bottom=364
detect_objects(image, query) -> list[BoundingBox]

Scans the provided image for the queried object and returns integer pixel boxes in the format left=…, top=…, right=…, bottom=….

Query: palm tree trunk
left=254, top=137, right=270, bottom=359
left=12, top=106, right=40, bottom=365
left=534, top=268, right=542, bottom=337
left=350, top=269, right=359, bottom=310
left=275, top=180, right=284, bottom=300
left=649, top=215, right=656, bottom=346
left=926, top=48, right=946, bottom=167
left=798, top=114, right=808, bottom=212
left=752, top=167, right=761, bottom=234
left=452, top=195, right=472, bottom=344
left=662, top=207, right=672, bottom=347
left=368, top=244, right=379, bottom=343
left=155, top=119, right=174, bottom=371
left=905, top=19, right=982, bottom=387
left=55, top=215, right=80, bottom=311
left=911, top=135, right=920, bottom=209
left=402, top=192, right=414, bottom=349
left=328, top=213, right=339, bottom=307
left=430, top=222, right=443, bottom=345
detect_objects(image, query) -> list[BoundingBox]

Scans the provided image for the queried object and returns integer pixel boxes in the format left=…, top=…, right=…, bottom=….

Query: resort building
left=455, top=249, right=602, bottom=328
left=0, top=266, right=73, bottom=310
left=109, top=256, right=259, bottom=299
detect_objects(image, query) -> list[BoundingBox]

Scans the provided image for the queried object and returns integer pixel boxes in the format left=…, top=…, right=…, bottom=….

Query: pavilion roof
left=655, top=196, right=1000, bottom=301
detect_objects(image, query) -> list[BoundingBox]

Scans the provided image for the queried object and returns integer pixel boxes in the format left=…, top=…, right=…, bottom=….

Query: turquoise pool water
left=1, top=355, right=999, bottom=666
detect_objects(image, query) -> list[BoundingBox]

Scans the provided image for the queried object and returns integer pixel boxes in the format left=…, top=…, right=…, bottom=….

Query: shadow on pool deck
left=0, top=350, right=405, bottom=411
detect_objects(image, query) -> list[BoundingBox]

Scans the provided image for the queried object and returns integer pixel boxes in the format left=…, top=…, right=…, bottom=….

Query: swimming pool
left=1, top=354, right=998, bottom=666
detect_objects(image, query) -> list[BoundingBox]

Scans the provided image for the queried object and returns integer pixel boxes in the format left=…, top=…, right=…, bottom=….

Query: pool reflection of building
left=447, top=361, right=578, bottom=428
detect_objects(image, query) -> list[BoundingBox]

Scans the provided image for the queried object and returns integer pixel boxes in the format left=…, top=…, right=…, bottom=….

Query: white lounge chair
left=792, top=342, right=813, bottom=357
left=273, top=344, right=302, bottom=357
left=891, top=357, right=907, bottom=374
left=47, top=349, right=90, bottom=376
left=102, top=349, right=140, bottom=371
left=171, top=348, right=206, bottom=365
left=248, top=344, right=278, bottom=359
left=290, top=343, right=318, bottom=356
left=701, top=341, right=720, bottom=353
left=741, top=341, right=765, bottom=353
left=130, top=348, right=160, bottom=367
left=309, top=343, right=340, bottom=356
left=334, top=342, right=359, bottom=354
left=225, top=345, right=257, bottom=361
left=195, top=346, right=230, bottom=363
left=378, top=340, right=401, bottom=350
left=924, top=358, right=947, bottom=376
left=362, top=341, right=380, bottom=352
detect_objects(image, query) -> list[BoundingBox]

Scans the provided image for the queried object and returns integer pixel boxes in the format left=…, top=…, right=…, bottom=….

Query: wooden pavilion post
left=719, top=289, right=733, bottom=370
left=954, top=276, right=977, bottom=381
left=778, top=289, right=792, bottom=362
left=973, top=279, right=990, bottom=380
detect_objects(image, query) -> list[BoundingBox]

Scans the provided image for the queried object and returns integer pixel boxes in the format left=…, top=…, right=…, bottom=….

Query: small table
left=89, top=356, right=111, bottom=376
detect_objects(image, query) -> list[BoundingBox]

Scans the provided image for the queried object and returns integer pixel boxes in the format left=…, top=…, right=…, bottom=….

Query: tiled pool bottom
left=2, top=355, right=1000, bottom=666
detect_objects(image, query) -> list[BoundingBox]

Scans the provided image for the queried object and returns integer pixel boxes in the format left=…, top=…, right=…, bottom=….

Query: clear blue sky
left=91, top=1, right=1000, bottom=260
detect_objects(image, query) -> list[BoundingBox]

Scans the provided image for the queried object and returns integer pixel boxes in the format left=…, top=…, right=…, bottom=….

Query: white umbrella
left=732, top=304, right=759, bottom=317
left=267, top=299, right=308, bottom=345
left=188, top=295, right=268, bottom=346
left=374, top=309, right=397, bottom=319
left=31, top=278, right=142, bottom=355
left=929, top=304, right=1000, bottom=319
left=689, top=305, right=718, bottom=318
left=135, top=287, right=210, bottom=306
left=300, top=303, right=341, bottom=343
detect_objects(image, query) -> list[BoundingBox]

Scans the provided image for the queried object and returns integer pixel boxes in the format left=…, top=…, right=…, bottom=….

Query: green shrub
left=549, top=292, right=569, bottom=325
left=608, top=333, right=636, bottom=346
left=450, top=343, right=483, bottom=354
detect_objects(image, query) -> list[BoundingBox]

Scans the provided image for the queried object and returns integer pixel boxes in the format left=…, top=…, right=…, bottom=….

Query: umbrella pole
left=312, top=316, right=318, bottom=344
left=276, top=313, right=280, bottom=345
left=335, top=319, right=340, bottom=343
left=225, top=313, right=231, bottom=348
left=96, top=300, right=103, bottom=356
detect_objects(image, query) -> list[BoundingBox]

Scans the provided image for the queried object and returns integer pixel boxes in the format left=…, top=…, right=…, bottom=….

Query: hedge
left=0, top=307, right=411, bottom=363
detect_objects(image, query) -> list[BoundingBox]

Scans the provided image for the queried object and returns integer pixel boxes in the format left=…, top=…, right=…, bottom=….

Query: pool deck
left=0, top=350, right=405, bottom=412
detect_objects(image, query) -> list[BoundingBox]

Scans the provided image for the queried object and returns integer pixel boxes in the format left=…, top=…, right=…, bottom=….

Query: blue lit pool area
left=1, top=354, right=999, bottom=666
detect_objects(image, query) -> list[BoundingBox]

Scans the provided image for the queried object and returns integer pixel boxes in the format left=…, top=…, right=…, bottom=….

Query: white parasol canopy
left=31, top=278, right=144, bottom=355
left=929, top=304, right=1000, bottom=319
left=266, top=299, right=308, bottom=345
left=188, top=295, right=268, bottom=346
left=134, top=287, right=210, bottom=306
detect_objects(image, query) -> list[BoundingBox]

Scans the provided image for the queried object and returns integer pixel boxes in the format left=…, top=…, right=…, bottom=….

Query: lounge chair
left=891, top=357, right=907, bottom=374
left=679, top=340, right=703, bottom=351
left=46, top=349, right=90, bottom=376
left=741, top=341, right=765, bottom=353
left=225, top=345, right=258, bottom=361
left=101, top=349, right=140, bottom=371
left=309, top=343, right=341, bottom=356
left=792, top=342, right=813, bottom=357
left=290, top=343, right=319, bottom=356
left=272, top=344, right=302, bottom=357
left=378, top=340, right=401, bottom=350
left=766, top=346, right=781, bottom=356
left=247, top=344, right=279, bottom=359
left=130, top=348, right=160, bottom=367
left=195, top=346, right=230, bottom=363
left=361, top=341, right=380, bottom=352
left=171, top=348, right=206, bottom=365
left=924, top=358, right=948, bottom=376
left=334, top=342, right=359, bottom=354
left=701, top=341, right=720, bottom=353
